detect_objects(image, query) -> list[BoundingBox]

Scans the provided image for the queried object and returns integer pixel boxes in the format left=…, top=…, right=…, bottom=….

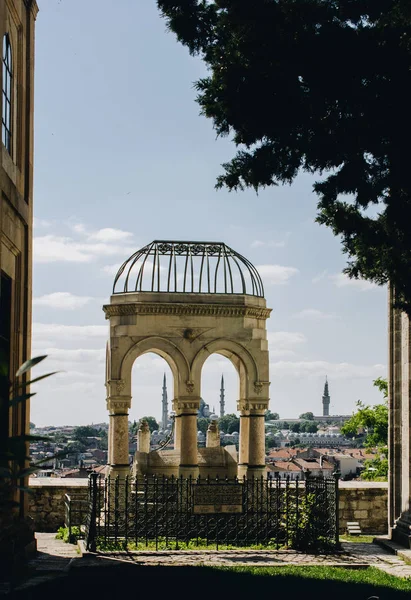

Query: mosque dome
left=112, top=240, right=264, bottom=297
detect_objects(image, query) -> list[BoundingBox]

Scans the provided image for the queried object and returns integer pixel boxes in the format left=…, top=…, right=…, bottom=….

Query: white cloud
left=256, top=264, right=299, bottom=285
left=293, top=309, right=338, bottom=321
left=88, top=228, right=133, bottom=242
left=31, top=347, right=105, bottom=364
left=312, top=270, right=328, bottom=284
left=329, top=273, right=378, bottom=291
left=251, top=240, right=286, bottom=249
left=34, top=235, right=93, bottom=263
left=34, top=235, right=136, bottom=264
left=102, top=263, right=121, bottom=276
left=267, top=331, right=306, bottom=357
left=33, top=323, right=108, bottom=340
left=270, top=360, right=386, bottom=379
left=33, top=292, right=94, bottom=310
left=33, top=217, right=52, bottom=229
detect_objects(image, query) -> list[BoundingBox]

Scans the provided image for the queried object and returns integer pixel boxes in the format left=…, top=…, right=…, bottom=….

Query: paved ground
left=20, top=533, right=411, bottom=579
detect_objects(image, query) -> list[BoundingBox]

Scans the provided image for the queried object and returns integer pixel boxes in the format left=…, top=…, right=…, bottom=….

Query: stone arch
left=120, top=336, right=190, bottom=398
left=191, top=338, right=259, bottom=399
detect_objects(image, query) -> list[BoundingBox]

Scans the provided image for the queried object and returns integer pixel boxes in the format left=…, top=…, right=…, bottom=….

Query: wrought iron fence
left=85, top=473, right=339, bottom=553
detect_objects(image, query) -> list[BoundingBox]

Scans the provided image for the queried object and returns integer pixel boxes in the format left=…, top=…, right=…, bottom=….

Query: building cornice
left=103, top=303, right=272, bottom=320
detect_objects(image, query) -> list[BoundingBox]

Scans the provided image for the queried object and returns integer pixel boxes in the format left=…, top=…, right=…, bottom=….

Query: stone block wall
left=339, top=482, right=388, bottom=534
left=28, top=478, right=89, bottom=532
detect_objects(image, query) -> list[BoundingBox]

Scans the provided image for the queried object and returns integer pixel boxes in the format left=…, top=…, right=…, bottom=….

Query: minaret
left=322, top=376, right=330, bottom=417
left=162, top=373, right=168, bottom=429
left=220, top=374, right=225, bottom=418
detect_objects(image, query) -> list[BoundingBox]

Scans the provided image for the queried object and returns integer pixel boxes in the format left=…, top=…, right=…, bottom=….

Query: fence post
left=86, top=472, right=99, bottom=552
left=334, top=470, right=340, bottom=549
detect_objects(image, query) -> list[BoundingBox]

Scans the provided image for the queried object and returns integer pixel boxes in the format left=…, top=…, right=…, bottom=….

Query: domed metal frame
left=113, top=240, right=264, bottom=297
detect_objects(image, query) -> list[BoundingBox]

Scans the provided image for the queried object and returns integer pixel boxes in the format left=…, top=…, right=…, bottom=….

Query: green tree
left=218, top=413, right=239, bottom=434
left=158, top=1, right=411, bottom=313
left=139, top=416, right=159, bottom=433
left=73, top=425, right=100, bottom=441
left=300, top=421, right=319, bottom=434
left=197, top=417, right=210, bottom=435
left=290, top=422, right=301, bottom=433
left=341, top=377, right=388, bottom=481
left=29, top=422, right=35, bottom=430
left=265, top=410, right=280, bottom=421
left=299, top=412, right=314, bottom=421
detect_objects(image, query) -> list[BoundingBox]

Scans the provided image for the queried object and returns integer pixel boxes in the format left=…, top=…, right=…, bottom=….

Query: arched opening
left=201, top=353, right=240, bottom=450
left=129, top=352, right=174, bottom=452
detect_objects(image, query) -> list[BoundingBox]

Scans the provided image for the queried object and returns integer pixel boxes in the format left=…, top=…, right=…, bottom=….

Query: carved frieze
left=103, top=303, right=271, bottom=320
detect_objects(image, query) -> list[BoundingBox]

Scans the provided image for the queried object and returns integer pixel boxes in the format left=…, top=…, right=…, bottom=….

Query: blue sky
left=30, top=0, right=386, bottom=427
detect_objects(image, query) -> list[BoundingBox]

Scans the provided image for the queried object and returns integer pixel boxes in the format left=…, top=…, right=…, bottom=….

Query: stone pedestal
left=138, top=419, right=150, bottom=453
left=206, top=420, right=220, bottom=448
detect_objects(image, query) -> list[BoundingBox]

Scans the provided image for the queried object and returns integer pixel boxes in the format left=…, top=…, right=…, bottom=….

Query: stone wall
left=28, top=478, right=388, bottom=535
left=339, top=482, right=388, bottom=534
left=28, top=478, right=89, bottom=532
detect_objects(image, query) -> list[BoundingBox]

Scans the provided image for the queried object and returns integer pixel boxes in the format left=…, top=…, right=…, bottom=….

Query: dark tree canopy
left=265, top=410, right=280, bottom=421
left=219, top=413, right=240, bottom=434
left=157, top=0, right=411, bottom=313
left=299, top=412, right=314, bottom=421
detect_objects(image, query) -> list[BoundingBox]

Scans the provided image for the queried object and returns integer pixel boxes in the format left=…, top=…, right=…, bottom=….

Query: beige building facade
left=388, top=289, right=411, bottom=547
left=104, top=241, right=271, bottom=479
left=0, top=0, right=38, bottom=515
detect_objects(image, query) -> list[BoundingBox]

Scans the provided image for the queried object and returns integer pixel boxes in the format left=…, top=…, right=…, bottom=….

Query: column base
left=237, top=464, right=248, bottom=480
left=178, top=465, right=199, bottom=479
left=391, top=513, right=411, bottom=548
left=108, top=464, right=131, bottom=479
left=245, top=465, right=266, bottom=479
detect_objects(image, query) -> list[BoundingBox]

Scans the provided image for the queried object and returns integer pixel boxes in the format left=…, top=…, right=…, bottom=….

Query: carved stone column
left=239, top=390, right=268, bottom=479
left=137, top=419, right=150, bottom=453
left=206, top=419, right=220, bottom=448
left=106, top=379, right=131, bottom=478
left=173, top=399, right=182, bottom=451
left=175, top=389, right=200, bottom=478
left=238, top=404, right=250, bottom=479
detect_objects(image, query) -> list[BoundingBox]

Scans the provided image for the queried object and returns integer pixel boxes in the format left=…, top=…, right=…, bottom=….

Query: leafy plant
left=0, top=356, right=62, bottom=581
left=56, top=526, right=82, bottom=544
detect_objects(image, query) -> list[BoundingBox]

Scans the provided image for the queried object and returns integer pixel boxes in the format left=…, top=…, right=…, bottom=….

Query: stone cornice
left=103, top=303, right=272, bottom=320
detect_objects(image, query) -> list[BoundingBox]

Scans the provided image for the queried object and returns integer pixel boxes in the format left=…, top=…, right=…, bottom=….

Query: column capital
left=174, top=397, right=201, bottom=414
left=237, top=398, right=269, bottom=413
left=107, top=396, right=131, bottom=414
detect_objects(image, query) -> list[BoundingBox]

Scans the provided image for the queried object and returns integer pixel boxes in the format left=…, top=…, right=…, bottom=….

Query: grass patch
left=340, top=534, right=376, bottom=543
left=218, top=565, right=411, bottom=590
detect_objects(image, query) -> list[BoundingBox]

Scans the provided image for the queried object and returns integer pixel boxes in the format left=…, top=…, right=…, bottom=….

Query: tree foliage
left=341, top=377, right=388, bottom=481
left=139, top=416, right=160, bottom=433
left=265, top=410, right=280, bottom=421
left=218, top=413, right=239, bottom=434
left=197, top=417, right=210, bottom=435
left=299, top=412, right=314, bottom=421
left=158, top=0, right=411, bottom=313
